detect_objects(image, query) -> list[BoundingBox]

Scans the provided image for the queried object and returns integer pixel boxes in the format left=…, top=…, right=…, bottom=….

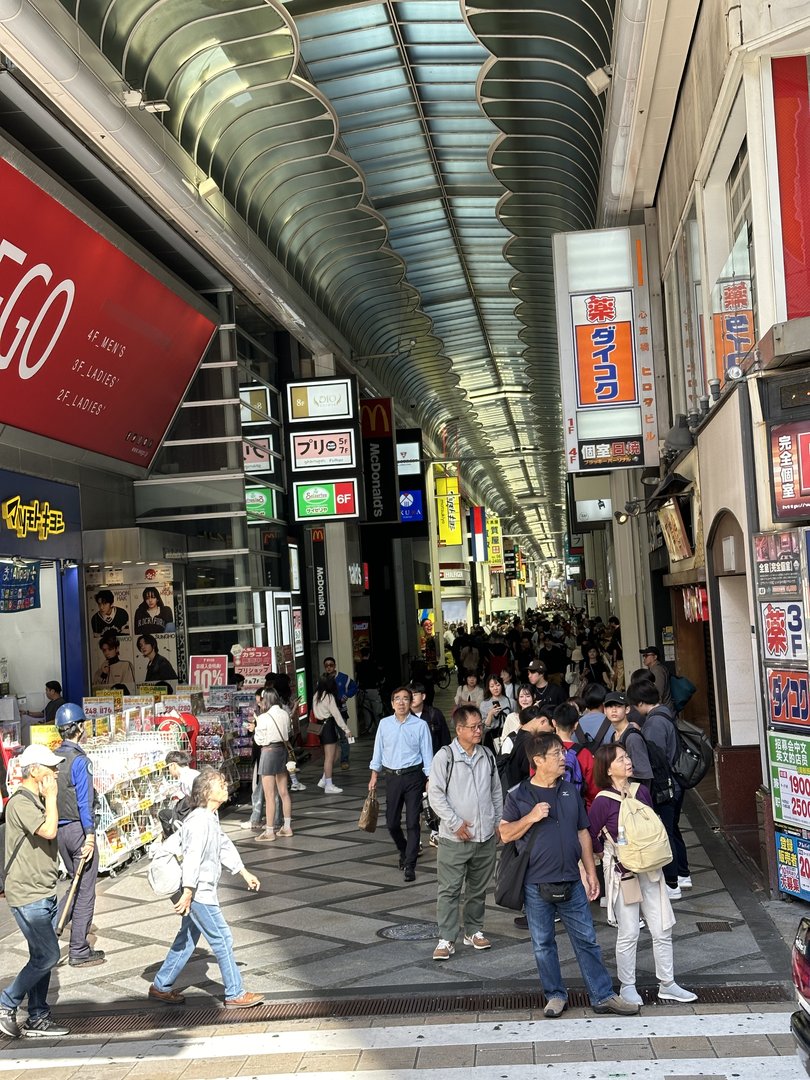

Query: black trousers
left=657, top=788, right=689, bottom=885
left=57, top=820, right=100, bottom=960
left=385, top=771, right=424, bottom=869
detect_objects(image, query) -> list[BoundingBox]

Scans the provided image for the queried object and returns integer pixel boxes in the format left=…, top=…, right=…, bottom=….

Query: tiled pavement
left=0, top=693, right=805, bottom=1078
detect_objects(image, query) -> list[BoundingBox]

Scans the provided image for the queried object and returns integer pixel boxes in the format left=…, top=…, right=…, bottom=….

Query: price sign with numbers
left=776, top=830, right=810, bottom=901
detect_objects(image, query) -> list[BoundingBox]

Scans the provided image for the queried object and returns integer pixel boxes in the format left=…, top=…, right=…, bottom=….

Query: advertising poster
left=418, top=609, right=437, bottom=667
left=770, top=732, right=810, bottom=832
left=86, top=565, right=179, bottom=695
left=770, top=421, right=810, bottom=521
left=767, top=667, right=810, bottom=731
left=775, top=831, right=810, bottom=901
left=29, top=723, right=60, bottom=751
left=0, top=157, right=215, bottom=469
left=189, top=655, right=228, bottom=693
left=487, top=513, right=504, bottom=572
left=293, top=609, right=304, bottom=656
left=234, top=646, right=273, bottom=686
left=352, top=617, right=370, bottom=662
left=0, top=560, right=40, bottom=612
left=753, top=530, right=802, bottom=598
left=435, top=472, right=462, bottom=545
left=760, top=601, right=808, bottom=663
left=296, top=669, right=308, bottom=718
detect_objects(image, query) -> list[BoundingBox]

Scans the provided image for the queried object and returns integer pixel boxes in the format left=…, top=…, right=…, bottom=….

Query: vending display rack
left=89, top=728, right=186, bottom=875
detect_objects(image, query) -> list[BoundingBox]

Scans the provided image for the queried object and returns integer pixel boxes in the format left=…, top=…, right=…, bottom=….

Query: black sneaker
left=398, top=855, right=406, bottom=870
left=404, top=866, right=416, bottom=882
left=69, top=949, right=106, bottom=967
left=0, top=1011, right=20, bottom=1039
left=22, top=1017, right=70, bottom=1038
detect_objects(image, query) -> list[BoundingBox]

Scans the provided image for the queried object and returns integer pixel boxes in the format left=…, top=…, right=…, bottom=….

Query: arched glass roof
left=61, top=0, right=616, bottom=560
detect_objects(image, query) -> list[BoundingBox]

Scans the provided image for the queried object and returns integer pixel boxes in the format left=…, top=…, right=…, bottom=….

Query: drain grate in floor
left=696, top=921, right=734, bottom=933
left=378, top=922, right=439, bottom=941
left=55, top=983, right=790, bottom=1036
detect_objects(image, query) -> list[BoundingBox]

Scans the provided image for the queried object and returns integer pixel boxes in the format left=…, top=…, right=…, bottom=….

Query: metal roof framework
left=59, top=0, right=616, bottom=564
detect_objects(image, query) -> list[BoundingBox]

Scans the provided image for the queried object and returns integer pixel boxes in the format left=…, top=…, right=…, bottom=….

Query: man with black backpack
left=626, top=682, right=691, bottom=899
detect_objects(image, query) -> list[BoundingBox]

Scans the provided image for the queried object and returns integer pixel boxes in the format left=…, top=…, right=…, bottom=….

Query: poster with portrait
left=417, top=608, right=437, bottom=667
left=86, top=565, right=180, bottom=694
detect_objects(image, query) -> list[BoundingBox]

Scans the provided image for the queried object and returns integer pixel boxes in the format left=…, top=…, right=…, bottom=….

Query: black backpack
left=619, top=724, right=674, bottom=806
left=671, top=717, right=713, bottom=789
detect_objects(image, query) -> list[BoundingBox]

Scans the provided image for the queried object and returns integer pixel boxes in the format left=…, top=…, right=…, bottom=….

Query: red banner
left=0, top=158, right=216, bottom=467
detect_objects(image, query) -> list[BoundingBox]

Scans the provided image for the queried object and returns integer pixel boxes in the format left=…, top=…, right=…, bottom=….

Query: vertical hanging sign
left=311, top=527, right=331, bottom=641
left=360, top=398, right=400, bottom=522
left=468, top=506, right=488, bottom=562
left=435, top=469, right=462, bottom=546
left=486, top=513, right=504, bottom=571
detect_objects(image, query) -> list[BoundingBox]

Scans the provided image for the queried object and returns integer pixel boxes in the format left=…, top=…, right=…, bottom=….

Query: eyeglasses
left=460, top=723, right=484, bottom=731
left=544, top=748, right=566, bottom=759
left=392, top=696, right=411, bottom=704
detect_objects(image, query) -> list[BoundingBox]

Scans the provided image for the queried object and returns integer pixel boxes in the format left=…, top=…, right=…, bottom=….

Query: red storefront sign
left=0, top=158, right=216, bottom=468
left=770, top=421, right=810, bottom=520
left=773, top=57, right=810, bottom=320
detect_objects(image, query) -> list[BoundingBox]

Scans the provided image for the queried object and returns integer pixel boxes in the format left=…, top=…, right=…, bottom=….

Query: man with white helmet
left=53, top=703, right=105, bottom=968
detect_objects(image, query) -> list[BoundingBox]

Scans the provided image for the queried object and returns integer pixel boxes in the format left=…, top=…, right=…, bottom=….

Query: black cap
left=604, top=692, right=626, bottom=706
left=640, top=645, right=660, bottom=658
left=527, top=660, right=546, bottom=674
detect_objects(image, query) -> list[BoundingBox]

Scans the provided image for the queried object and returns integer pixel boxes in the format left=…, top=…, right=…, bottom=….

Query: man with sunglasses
left=427, top=705, right=502, bottom=961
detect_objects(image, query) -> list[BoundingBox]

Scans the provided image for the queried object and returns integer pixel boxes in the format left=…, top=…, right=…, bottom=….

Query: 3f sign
left=0, top=239, right=75, bottom=379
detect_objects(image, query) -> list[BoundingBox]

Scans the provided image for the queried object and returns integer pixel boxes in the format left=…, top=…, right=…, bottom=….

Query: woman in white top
left=254, top=690, right=294, bottom=842
left=312, top=676, right=352, bottom=794
left=479, top=675, right=512, bottom=749
left=454, top=671, right=484, bottom=709
left=496, top=683, right=537, bottom=753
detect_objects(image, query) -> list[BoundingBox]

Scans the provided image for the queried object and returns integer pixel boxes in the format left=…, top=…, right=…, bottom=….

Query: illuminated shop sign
left=0, top=469, right=81, bottom=559
left=286, top=379, right=354, bottom=423
left=291, top=429, right=356, bottom=472
left=293, top=479, right=359, bottom=521
left=554, top=226, right=659, bottom=472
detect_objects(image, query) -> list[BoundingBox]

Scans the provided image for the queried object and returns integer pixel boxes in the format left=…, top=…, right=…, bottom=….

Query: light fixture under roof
left=585, top=65, right=612, bottom=96
left=121, top=89, right=170, bottom=113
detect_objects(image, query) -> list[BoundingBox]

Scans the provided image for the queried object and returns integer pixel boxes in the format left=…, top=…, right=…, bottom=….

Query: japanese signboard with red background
left=769, top=421, right=810, bottom=521
left=712, top=278, right=754, bottom=380
left=0, top=152, right=216, bottom=471
left=553, top=225, right=659, bottom=472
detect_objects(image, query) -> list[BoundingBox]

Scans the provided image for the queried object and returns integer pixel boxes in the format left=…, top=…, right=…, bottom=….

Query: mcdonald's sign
left=360, top=398, right=400, bottom=523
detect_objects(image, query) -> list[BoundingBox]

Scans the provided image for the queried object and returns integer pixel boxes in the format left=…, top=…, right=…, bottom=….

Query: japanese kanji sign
left=753, top=530, right=802, bottom=598
left=767, top=667, right=810, bottom=731
left=760, top=601, right=808, bottom=662
left=553, top=225, right=658, bottom=473
left=769, top=422, right=810, bottom=521
left=770, top=732, right=810, bottom=831
left=712, top=278, right=754, bottom=381
left=573, top=290, right=638, bottom=408
left=774, top=831, right=810, bottom=902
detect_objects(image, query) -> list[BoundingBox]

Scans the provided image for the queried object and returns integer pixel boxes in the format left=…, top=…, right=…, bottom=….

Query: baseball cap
left=18, top=744, right=62, bottom=768
left=604, top=692, right=627, bottom=706
left=640, top=645, right=660, bottom=658
left=527, top=660, right=547, bottom=674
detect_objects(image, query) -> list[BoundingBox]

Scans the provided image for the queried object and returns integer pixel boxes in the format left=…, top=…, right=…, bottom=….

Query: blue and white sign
left=760, top=600, right=808, bottom=663
left=399, top=489, right=424, bottom=523
left=0, top=560, right=40, bottom=612
left=775, top=830, right=810, bottom=902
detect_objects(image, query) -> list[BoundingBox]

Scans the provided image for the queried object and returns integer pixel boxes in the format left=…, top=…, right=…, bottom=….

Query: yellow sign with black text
left=435, top=471, right=462, bottom=546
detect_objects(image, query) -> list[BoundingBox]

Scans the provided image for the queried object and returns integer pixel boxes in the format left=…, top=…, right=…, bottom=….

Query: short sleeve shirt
left=4, top=789, right=58, bottom=907
left=502, top=780, right=589, bottom=884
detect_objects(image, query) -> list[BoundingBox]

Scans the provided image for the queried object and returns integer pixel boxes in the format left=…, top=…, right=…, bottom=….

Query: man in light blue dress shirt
left=369, top=687, right=434, bottom=882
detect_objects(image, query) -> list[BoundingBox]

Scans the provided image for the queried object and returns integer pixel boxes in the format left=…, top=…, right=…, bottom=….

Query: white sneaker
left=620, top=985, right=643, bottom=1006
left=317, top=777, right=326, bottom=789
left=323, top=783, right=343, bottom=794
left=677, top=875, right=693, bottom=888
left=239, top=820, right=261, bottom=831
left=659, top=982, right=697, bottom=1003
left=665, top=884, right=682, bottom=900
left=599, top=896, right=607, bottom=908
left=291, top=781, right=306, bottom=791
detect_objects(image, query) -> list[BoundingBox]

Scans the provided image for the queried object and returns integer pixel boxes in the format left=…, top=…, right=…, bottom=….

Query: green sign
left=770, top=731, right=810, bottom=831
left=296, top=669, right=307, bottom=717
left=246, top=486, right=276, bottom=521
left=293, top=479, right=358, bottom=521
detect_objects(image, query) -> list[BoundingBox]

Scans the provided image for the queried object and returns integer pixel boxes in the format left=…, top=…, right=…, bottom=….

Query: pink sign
left=234, top=646, right=274, bottom=685
left=291, top=429, right=356, bottom=471
left=189, top=655, right=228, bottom=692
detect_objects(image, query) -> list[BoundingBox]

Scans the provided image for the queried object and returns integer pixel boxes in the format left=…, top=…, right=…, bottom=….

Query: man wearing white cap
left=0, top=744, right=70, bottom=1039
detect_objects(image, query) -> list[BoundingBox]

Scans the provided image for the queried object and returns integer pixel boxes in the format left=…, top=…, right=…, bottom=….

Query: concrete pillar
left=323, top=522, right=356, bottom=732
left=609, top=471, right=653, bottom=668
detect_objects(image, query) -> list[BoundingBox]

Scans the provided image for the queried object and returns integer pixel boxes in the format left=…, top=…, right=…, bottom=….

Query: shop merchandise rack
left=90, top=729, right=186, bottom=875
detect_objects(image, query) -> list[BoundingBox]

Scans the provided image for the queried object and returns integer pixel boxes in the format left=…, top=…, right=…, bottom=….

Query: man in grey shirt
left=640, top=646, right=673, bottom=709
left=428, top=705, right=503, bottom=961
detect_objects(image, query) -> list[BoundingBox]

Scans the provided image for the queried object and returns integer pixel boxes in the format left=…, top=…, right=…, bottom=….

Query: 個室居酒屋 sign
left=0, top=157, right=216, bottom=469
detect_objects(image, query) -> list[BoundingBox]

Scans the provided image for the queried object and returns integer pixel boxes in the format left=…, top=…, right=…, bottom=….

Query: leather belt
left=384, top=764, right=423, bottom=776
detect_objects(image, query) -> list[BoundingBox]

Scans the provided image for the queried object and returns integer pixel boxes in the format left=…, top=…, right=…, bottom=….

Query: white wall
left=717, top=574, right=759, bottom=743
left=0, top=563, right=61, bottom=712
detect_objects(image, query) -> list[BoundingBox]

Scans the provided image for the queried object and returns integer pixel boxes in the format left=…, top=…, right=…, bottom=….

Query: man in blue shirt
left=501, top=732, right=637, bottom=1018
left=369, top=686, right=433, bottom=882
left=323, top=657, right=357, bottom=769
left=53, top=703, right=105, bottom=968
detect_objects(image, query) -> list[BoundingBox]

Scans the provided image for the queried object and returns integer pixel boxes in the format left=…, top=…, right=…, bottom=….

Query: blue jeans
left=153, top=900, right=243, bottom=1000
left=0, top=895, right=60, bottom=1020
left=523, top=880, right=614, bottom=1005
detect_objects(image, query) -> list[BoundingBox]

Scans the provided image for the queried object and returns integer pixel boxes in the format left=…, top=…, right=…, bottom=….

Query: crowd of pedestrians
left=0, top=606, right=698, bottom=1035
